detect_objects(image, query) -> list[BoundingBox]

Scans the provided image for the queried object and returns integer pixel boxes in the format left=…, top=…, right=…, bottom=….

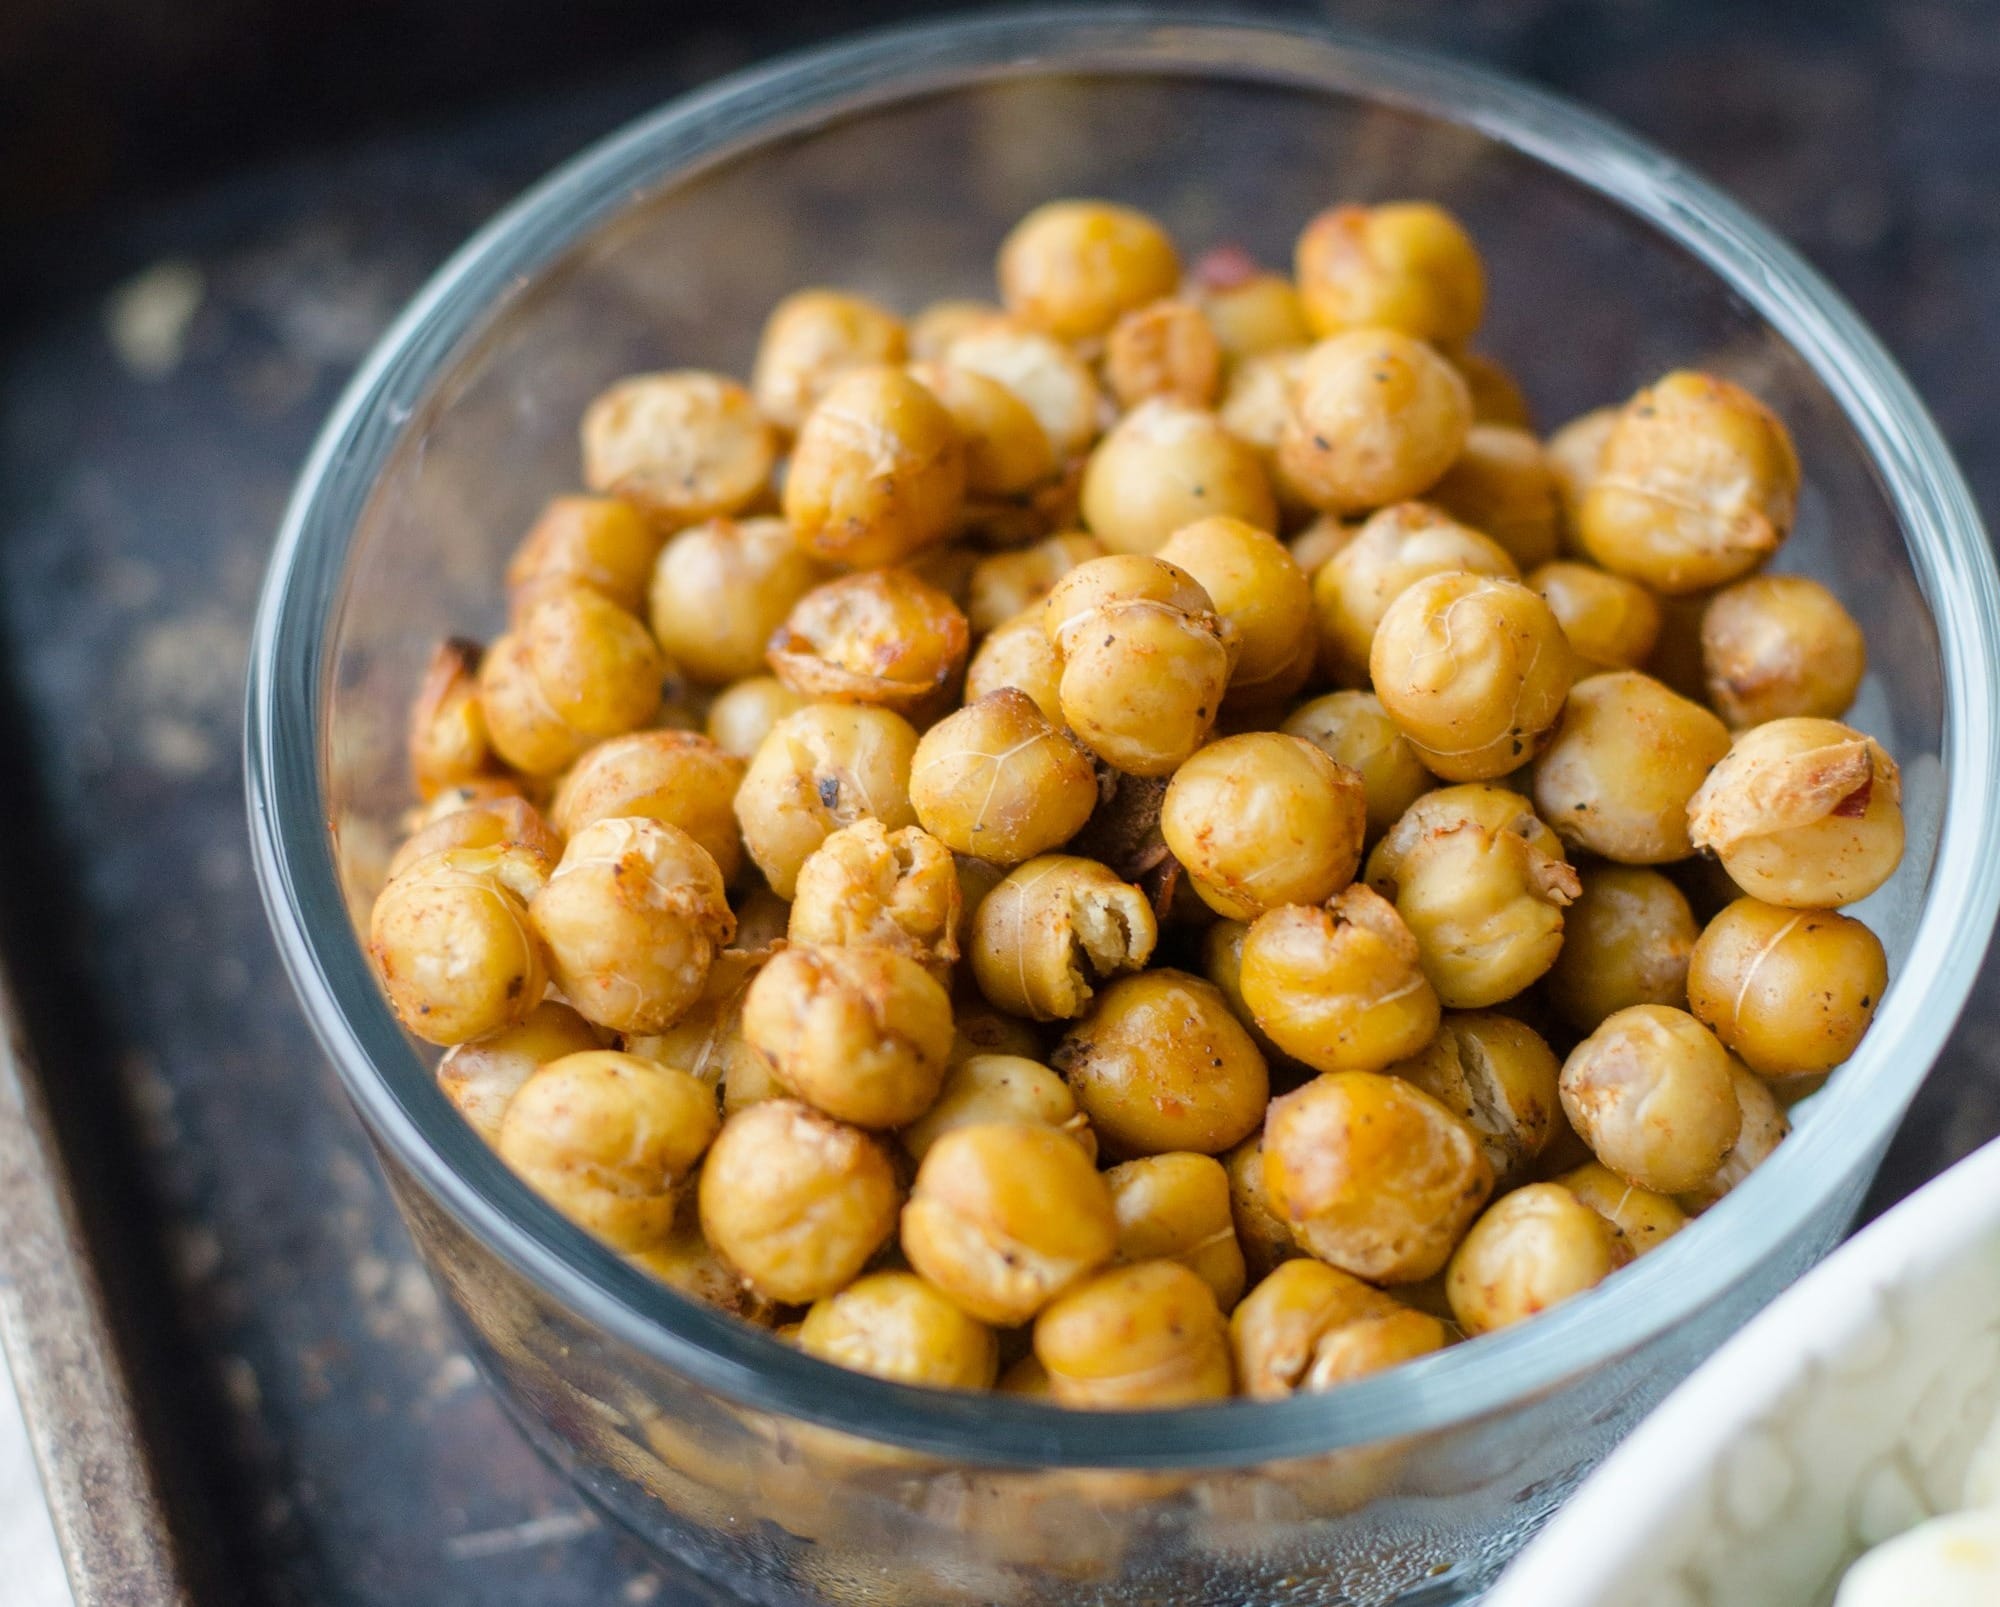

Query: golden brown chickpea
left=910, top=689, right=1099, bottom=865
left=1104, top=1152, right=1247, bottom=1312
left=1104, top=298, right=1223, bottom=409
left=1217, top=347, right=1305, bottom=470
left=1392, top=816, right=1578, bottom=1010
left=581, top=371, right=777, bottom=527
left=369, top=843, right=553, bottom=1046
left=1311, top=502, right=1520, bottom=686
left=1528, top=560, right=1662, bottom=671
left=1200, top=919, right=1297, bottom=1073
left=945, top=1000, right=1044, bottom=1066
left=1159, top=733, right=1367, bottom=920
left=733, top=703, right=920, bottom=898
left=787, top=819, right=961, bottom=979
left=965, top=533, right=1104, bottom=638
left=1080, top=400, right=1278, bottom=556
left=1279, top=331, right=1472, bottom=515
left=1555, top=1160, right=1688, bottom=1257
left=1364, top=783, right=1563, bottom=898
left=798, top=1270, right=998, bottom=1391
left=1288, top=514, right=1358, bottom=578
left=1686, top=717, right=1904, bottom=907
left=998, top=200, right=1181, bottom=342
left=943, top=319, right=1103, bottom=460
left=904, top=360, right=1057, bottom=498
left=1229, top=1259, right=1446, bottom=1399
left=968, top=855, right=1159, bottom=1023
left=1033, top=1260, right=1233, bottom=1409
left=386, top=793, right=562, bottom=883
left=479, top=588, right=669, bottom=775
left=740, top=943, right=953, bottom=1129
left=1444, top=1182, right=1629, bottom=1337
left=550, top=729, right=746, bottom=883
left=1686, top=897, right=1887, bottom=1078
left=1389, top=1012, right=1561, bottom=1187
left=498, top=1049, right=719, bottom=1251
left=1157, top=516, right=1315, bottom=706
left=1578, top=371, right=1801, bottom=594
left=1281, top=692, right=1433, bottom=843
left=1263, top=1070, right=1493, bottom=1283
left=529, top=817, right=734, bottom=1035
left=1223, top=1133, right=1299, bottom=1279
left=1239, top=885, right=1441, bottom=1074
left=402, top=776, right=526, bottom=833
left=1531, top=671, right=1731, bottom=864
left=407, top=638, right=500, bottom=799
left=1190, top=254, right=1311, bottom=360
left=1546, top=865, right=1700, bottom=1034
left=1294, top=202, right=1485, bottom=345
left=963, top=608, right=1067, bottom=723
left=899, top=1053, right=1094, bottom=1166
left=704, top=676, right=808, bottom=761
left=767, top=569, right=970, bottom=718
left=1546, top=406, right=1617, bottom=547
left=698, top=1100, right=901, bottom=1304
left=438, top=999, right=601, bottom=1145
left=1054, top=970, right=1270, bottom=1158
left=647, top=515, right=829, bottom=687
left=626, top=960, right=766, bottom=1105
left=1427, top=425, right=1561, bottom=570
left=1559, top=1005, right=1742, bottom=1194
left=783, top=367, right=966, bottom=568
left=752, top=289, right=908, bottom=432
left=1700, top=574, right=1867, bottom=728
left=626, top=1197, right=775, bottom=1325
left=504, top=495, right=664, bottom=620
left=1370, top=570, right=1573, bottom=781
left=1677, top=1059, right=1789, bottom=1213
left=1455, top=351, right=1534, bottom=430
left=901, top=1121, right=1118, bottom=1325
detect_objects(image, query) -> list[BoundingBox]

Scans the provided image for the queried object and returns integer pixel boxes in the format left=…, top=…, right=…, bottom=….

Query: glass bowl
left=245, top=11, right=2000, bottom=1604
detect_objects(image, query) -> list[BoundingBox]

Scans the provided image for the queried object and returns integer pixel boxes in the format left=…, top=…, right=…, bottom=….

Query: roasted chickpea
left=1389, top=1012, right=1561, bottom=1186
left=1105, top=1152, right=1247, bottom=1312
left=1239, top=885, right=1441, bottom=1074
left=1686, top=718, right=1904, bottom=907
left=647, top=516, right=828, bottom=687
left=402, top=776, right=526, bottom=834
left=767, top=569, right=970, bottom=717
left=1455, top=351, right=1534, bottom=430
left=788, top=819, right=961, bottom=979
left=407, top=638, right=499, bottom=799
left=1281, top=692, right=1432, bottom=842
left=963, top=608, right=1066, bottom=723
left=1700, top=573, right=1867, bottom=728
left=1288, top=514, right=1357, bottom=578
left=1217, top=347, right=1305, bottom=468
left=752, top=289, right=908, bottom=432
left=1370, top=570, right=1572, bottom=781
left=529, top=817, right=734, bottom=1035
left=1280, top=330, right=1472, bottom=515
left=1157, top=517, right=1314, bottom=706
left=1053, top=970, right=1270, bottom=1159
left=1686, top=897, right=1887, bottom=1078
left=1559, top=1005, right=1742, bottom=1194
left=1444, top=1182, right=1628, bottom=1337
left=1160, top=733, right=1367, bottom=920
left=1677, top=1059, right=1789, bottom=1213
left=910, top=689, right=1099, bottom=864
left=1080, top=400, right=1278, bottom=556
left=704, top=676, right=808, bottom=760
left=1311, top=502, right=1520, bottom=686
left=741, top=944, right=953, bottom=1129
left=386, top=793, right=561, bottom=882
left=369, top=844, right=553, bottom=1045
left=1224, top=1133, right=1299, bottom=1279
left=1034, top=1261, right=1233, bottom=1409
left=998, top=200, right=1181, bottom=342
left=1528, top=560, right=1662, bottom=672
left=798, top=1270, right=998, bottom=1391
left=1263, top=1070, right=1493, bottom=1283
left=627, top=1198, right=775, bottom=1324
left=698, top=1100, right=901, bottom=1304
left=1531, top=671, right=1731, bottom=864
left=438, top=999, right=600, bottom=1144
left=1578, top=371, right=1800, bottom=594
left=1230, top=1259, right=1445, bottom=1399
left=581, top=371, right=777, bottom=526
left=1105, top=298, right=1223, bottom=409
left=899, top=1053, right=1094, bottom=1166
left=944, top=319, right=1103, bottom=460
left=1546, top=406, right=1617, bottom=546
left=1364, top=783, right=1562, bottom=897
left=1200, top=919, right=1298, bottom=1073
left=968, top=855, right=1158, bottom=1023
left=1427, top=425, right=1560, bottom=570
left=1294, top=202, right=1484, bottom=344
left=733, top=703, right=920, bottom=898
left=904, top=359, right=1057, bottom=498
left=550, top=729, right=745, bottom=882
left=965, top=533, right=1103, bottom=638
left=901, top=1121, right=1118, bottom=1325
left=945, top=998, right=1043, bottom=1065
left=1555, top=1161, right=1687, bottom=1257
left=479, top=588, right=669, bottom=775
left=1394, top=813, right=1578, bottom=1007
left=910, top=299, right=1002, bottom=360
left=504, top=495, right=664, bottom=620
left=784, top=367, right=966, bottom=568
left=1190, top=253, right=1310, bottom=360
left=1546, top=865, right=1700, bottom=1034
left=498, top=1050, right=719, bottom=1251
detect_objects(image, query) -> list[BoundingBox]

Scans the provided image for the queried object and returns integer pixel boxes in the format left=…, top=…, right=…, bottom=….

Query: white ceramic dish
left=1486, top=1132, right=2000, bottom=1607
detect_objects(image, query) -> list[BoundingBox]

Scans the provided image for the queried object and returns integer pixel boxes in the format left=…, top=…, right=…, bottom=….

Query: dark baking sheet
left=2, top=2, right=1998, bottom=1602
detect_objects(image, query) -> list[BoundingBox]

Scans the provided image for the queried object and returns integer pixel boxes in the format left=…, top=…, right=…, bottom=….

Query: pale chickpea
left=944, top=319, right=1104, bottom=459
left=963, top=608, right=1066, bottom=723
left=1528, top=560, right=1662, bottom=672
left=798, top=1271, right=998, bottom=1392
left=767, top=569, right=970, bottom=718
left=970, top=855, right=1159, bottom=1023
left=910, top=689, right=1099, bottom=864
left=1217, top=347, right=1306, bottom=477
left=899, top=1053, right=1094, bottom=1166
left=1189, top=250, right=1310, bottom=359
left=965, top=533, right=1104, bottom=638
left=1104, top=298, right=1223, bottom=409
left=1279, top=331, right=1472, bottom=515
left=1676, top=1059, right=1789, bottom=1213
left=648, top=515, right=829, bottom=687
left=504, top=495, right=664, bottom=620
left=752, top=289, right=908, bottom=431
left=581, top=371, right=777, bottom=526
left=549, top=729, right=745, bottom=883
left=1295, top=202, right=1486, bottom=345
left=1555, top=1161, right=1687, bottom=1257
left=1700, top=574, right=1867, bottom=728
left=1364, top=783, right=1565, bottom=899
left=905, top=360, right=1057, bottom=497
left=783, top=367, right=966, bottom=568
left=1281, top=692, right=1432, bottom=842
left=1427, top=425, right=1560, bottom=570
left=1559, top=1005, right=1742, bottom=1195
left=1546, top=865, right=1700, bottom=1034
left=998, top=200, right=1181, bottom=341
left=787, top=819, right=962, bottom=980
left=1104, top=1151, right=1247, bottom=1312
left=1157, top=516, right=1315, bottom=706
left=1546, top=406, right=1617, bottom=547
left=704, top=677, right=808, bottom=760
left=1080, top=400, right=1278, bottom=556
left=438, top=999, right=600, bottom=1144
left=1445, top=1182, right=1629, bottom=1336
left=733, top=703, right=920, bottom=899
left=1389, top=1012, right=1561, bottom=1186
left=1685, top=897, right=1886, bottom=1078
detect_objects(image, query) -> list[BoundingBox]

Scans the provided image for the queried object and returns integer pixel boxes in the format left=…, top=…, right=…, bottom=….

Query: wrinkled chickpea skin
left=768, top=568, right=970, bottom=718
left=787, top=818, right=961, bottom=979
left=581, top=371, right=777, bottom=527
left=733, top=703, right=920, bottom=899
left=970, top=855, right=1158, bottom=1022
left=910, top=689, right=1099, bottom=865
left=549, top=729, right=745, bottom=883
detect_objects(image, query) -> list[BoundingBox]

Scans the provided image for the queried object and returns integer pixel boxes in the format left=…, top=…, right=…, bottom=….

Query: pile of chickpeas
left=370, top=195, right=1902, bottom=1409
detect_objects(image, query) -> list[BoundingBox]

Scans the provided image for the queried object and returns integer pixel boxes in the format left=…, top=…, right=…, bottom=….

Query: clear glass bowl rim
left=245, top=6, right=2000, bottom=1468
